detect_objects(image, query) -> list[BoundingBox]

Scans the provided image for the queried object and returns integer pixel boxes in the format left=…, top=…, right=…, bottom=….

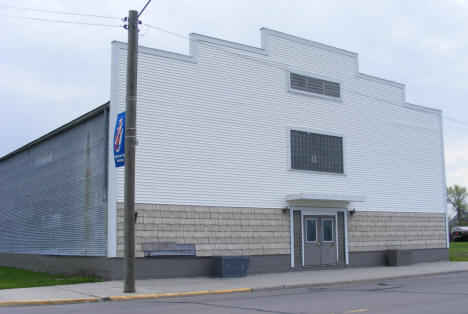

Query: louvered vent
left=290, top=73, right=341, bottom=98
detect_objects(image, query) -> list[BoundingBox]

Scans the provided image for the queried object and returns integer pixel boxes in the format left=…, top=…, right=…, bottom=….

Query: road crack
left=168, top=300, right=293, bottom=314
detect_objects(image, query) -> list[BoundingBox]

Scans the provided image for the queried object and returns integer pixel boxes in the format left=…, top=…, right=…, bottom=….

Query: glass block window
left=290, top=130, right=344, bottom=174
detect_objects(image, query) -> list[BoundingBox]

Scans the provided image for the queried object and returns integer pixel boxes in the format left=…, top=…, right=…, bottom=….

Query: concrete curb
left=107, top=288, right=251, bottom=301
left=2, top=268, right=468, bottom=307
left=0, top=297, right=101, bottom=307
left=0, top=288, right=251, bottom=307
left=251, top=269, right=468, bottom=292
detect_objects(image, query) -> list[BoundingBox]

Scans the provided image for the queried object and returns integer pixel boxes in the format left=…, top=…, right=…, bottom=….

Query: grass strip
left=0, top=266, right=100, bottom=290
left=449, top=242, right=468, bottom=262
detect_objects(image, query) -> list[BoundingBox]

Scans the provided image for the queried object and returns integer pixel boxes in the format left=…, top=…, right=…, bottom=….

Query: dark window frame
left=305, top=218, right=317, bottom=243
left=322, top=219, right=334, bottom=242
left=289, top=129, right=344, bottom=174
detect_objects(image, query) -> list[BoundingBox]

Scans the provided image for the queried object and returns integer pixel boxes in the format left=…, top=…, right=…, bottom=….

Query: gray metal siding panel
left=293, top=211, right=301, bottom=266
left=0, top=113, right=107, bottom=256
left=337, top=212, right=345, bottom=264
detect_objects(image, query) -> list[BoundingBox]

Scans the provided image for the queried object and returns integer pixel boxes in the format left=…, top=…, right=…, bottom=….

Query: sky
left=0, top=0, right=467, bottom=195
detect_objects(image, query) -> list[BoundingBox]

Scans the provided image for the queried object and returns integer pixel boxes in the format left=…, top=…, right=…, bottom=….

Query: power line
left=0, top=4, right=121, bottom=20
left=143, top=23, right=468, bottom=127
left=138, top=0, right=152, bottom=19
left=144, top=24, right=290, bottom=72
left=0, top=14, right=122, bottom=28
left=144, top=24, right=188, bottom=40
left=443, top=116, right=468, bottom=126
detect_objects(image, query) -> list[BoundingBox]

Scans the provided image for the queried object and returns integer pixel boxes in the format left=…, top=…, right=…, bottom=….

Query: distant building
left=0, top=28, right=449, bottom=279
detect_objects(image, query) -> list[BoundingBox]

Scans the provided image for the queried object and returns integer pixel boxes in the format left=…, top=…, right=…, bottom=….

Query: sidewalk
left=1, top=261, right=468, bottom=306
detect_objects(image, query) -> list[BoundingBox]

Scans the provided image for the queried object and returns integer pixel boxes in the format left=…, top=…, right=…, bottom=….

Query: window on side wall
left=290, top=129, right=344, bottom=174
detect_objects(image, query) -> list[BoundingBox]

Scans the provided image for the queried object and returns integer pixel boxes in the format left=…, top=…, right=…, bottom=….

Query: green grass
left=449, top=241, right=468, bottom=262
left=449, top=255, right=468, bottom=261
left=0, top=266, right=101, bottom=289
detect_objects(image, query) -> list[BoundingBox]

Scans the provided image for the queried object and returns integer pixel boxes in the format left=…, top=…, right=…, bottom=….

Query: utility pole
left=123, top=9, right=138, bottom=293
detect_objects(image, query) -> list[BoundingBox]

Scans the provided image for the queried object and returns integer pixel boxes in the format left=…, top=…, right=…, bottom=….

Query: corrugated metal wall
left=0, top=111, right=108, bottom=256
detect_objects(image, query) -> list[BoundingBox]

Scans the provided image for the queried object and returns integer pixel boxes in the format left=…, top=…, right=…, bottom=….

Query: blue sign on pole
left=113, top=111, right=126, bottom=167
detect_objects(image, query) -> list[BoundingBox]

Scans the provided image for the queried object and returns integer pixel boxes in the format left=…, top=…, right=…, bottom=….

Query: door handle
left=317, top=242, right=321, bottom=246
left=331, top=242, right=335, bottom=247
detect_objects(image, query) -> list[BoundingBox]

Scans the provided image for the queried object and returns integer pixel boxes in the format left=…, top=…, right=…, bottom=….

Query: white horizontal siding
left=267, top=36, right=404, bottom=105
left=109, top=30, right=445, bottom=214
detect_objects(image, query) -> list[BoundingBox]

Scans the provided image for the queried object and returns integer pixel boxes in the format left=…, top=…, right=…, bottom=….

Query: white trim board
left=106, top=44, right=120, bottom=258
left=287, top=193, right=365, bottom=203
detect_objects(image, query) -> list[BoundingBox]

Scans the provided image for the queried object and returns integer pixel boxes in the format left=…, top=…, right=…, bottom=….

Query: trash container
left=213, top=256, right=250, bottom=278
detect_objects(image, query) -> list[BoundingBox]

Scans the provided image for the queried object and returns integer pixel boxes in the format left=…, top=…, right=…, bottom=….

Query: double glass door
left=303, top=215, right=337, bottom=266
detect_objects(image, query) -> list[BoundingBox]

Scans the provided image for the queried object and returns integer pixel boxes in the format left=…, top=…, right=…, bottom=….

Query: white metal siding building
left=0, top=28, right=448, bottom=279
left=108, top=28, right=448, bottom=271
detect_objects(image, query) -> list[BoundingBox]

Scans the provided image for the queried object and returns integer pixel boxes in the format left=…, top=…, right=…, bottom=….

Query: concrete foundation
left=349, top=248, right=448, bottom=267
left=0, top=253, right=111, bottom=279
left=0, top=248, right=448, bottom=281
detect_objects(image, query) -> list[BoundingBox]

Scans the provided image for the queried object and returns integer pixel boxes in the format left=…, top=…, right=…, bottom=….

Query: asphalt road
left=3, top=272, right=468, bottom=314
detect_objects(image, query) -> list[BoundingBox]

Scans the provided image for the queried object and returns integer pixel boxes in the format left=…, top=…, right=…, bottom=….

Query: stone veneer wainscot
left=117, top=203, right=290, bottom=258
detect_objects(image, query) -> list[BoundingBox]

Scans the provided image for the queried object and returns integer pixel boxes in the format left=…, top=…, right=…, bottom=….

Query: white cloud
left=445, top=136, right=468, bottom=188
left=0, top=63, right=81, bottom=103
left=0, top=0, right=467, bottom=176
